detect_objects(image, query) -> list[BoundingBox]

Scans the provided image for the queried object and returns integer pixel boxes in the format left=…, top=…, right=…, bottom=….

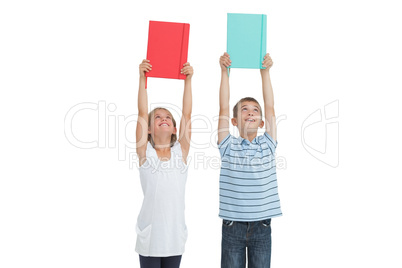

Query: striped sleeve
left=263, top=132, right=278, bottom=153
left=218, top=133, right=232, bottom=157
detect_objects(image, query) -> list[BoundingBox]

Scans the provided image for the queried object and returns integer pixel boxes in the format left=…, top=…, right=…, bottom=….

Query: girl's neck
left=152, top=136, right=172, bottom=151
left=152, top=138, right=172, bottom=161
left=154, top=145, right=170, bottom=152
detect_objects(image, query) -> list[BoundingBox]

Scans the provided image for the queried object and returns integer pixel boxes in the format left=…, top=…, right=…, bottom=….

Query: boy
left=218, top=52, right=282, bottom=268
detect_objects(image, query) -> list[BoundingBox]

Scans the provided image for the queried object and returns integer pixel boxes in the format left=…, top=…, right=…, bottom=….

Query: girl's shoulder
left=171, top=141, right=182, bottom=156
left=145, top=142, right=157, bottom=158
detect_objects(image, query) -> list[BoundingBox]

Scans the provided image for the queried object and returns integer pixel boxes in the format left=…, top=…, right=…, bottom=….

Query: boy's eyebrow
left=241, top=105, right=259, bottom=109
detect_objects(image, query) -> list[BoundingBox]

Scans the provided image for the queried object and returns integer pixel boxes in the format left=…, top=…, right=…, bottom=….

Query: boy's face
left=232, top=101, right=264, bottom=134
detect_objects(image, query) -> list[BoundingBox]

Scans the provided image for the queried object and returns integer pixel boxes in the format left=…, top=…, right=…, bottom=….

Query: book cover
left=227, top=13, right=267, bottom=70
left=145, top=20, right=190, bottom=82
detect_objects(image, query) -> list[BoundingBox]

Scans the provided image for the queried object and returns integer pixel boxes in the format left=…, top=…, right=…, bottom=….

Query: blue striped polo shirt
left=218, top=132, right=282, bottom=221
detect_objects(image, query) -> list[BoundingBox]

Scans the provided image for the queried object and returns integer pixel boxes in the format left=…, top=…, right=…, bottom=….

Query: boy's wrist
left=260, top=69, right=270, bottom=76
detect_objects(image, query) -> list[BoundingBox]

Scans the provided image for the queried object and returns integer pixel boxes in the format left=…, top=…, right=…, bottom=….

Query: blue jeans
left=139, top=255, right=182, bottom=268
left=221, top=219, right=272, bottom=268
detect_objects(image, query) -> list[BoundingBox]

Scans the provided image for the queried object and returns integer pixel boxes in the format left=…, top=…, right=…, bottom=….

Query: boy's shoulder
left=219, top=132, right=276, bottom=156
left=233, top=133, right=268, bottom=144
left=220, top=132, right=270, bottom=149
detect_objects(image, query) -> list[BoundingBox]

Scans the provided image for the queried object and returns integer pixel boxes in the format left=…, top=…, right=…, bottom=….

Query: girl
left=135, top=59, right=193, bottom=268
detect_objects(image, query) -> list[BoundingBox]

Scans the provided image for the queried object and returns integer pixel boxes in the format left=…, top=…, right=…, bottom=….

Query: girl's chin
left=157, top=129, right=173, bottom=132
left=154, top=131, right=173, bottom=136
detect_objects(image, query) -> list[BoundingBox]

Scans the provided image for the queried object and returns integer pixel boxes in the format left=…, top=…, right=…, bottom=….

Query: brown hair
left=233, top=97, right=263, bottom=118
left=148, top=107, right=177, bottom=147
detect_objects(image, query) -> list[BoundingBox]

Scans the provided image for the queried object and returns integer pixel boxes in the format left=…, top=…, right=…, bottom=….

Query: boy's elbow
left=219, top=104, right=230, bottom=113
left=265, top=107, right=275, bottom=116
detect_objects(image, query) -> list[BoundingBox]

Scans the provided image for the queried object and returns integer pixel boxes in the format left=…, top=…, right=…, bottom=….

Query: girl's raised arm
left=178, top=62, right=193, bottom=163
left=136, top=59, right=151, bottom=166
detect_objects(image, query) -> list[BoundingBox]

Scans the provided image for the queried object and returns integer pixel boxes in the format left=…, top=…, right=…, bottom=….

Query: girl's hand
left=139, top=59, right=152, bottom=77
left=219, top=52, right=231, bottom=71
left=181, top=62, right=194, bottom=80
left=261, top=53, right=273, bottom=72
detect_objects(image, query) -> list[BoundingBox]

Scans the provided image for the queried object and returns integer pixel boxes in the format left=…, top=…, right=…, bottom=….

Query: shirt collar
left=237, top=136, right=258, bottom=145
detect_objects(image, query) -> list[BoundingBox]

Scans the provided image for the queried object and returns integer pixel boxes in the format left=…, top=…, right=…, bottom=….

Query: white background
left=1, top=0, right=402, bottom=267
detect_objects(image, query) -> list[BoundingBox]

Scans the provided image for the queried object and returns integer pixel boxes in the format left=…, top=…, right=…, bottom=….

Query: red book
left=145, top=21, right=190, bottom=85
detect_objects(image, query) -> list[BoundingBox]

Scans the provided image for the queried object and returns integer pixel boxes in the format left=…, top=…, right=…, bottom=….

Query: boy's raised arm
left=136, top=59, right=151, bottom=165
left=218, top=52, right=231, bottom=144
left=261, top=53, right=277, bottom=142
left=178, top=63, right=193, bottom=161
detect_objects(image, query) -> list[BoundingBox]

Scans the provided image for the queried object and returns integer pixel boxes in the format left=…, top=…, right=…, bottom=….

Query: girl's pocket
left=182, top=225, right=188, bottom=243
left=135, top=224, right=152, bottom=254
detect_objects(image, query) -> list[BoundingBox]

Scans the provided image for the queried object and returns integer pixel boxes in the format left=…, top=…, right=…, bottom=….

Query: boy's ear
left=231, top=117, right=238, bottom=126
left=259, top=120, right=265, bottom=128
left=148, top=127, right=151, bottom=134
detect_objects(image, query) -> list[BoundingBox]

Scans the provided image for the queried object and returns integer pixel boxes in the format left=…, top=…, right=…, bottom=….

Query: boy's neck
left=239, top=132, right=258, bottom=142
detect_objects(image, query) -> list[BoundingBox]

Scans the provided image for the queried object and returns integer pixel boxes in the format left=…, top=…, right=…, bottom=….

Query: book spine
left=260, top=14, right=267, bottom=69
left=179, top=23, right=190, bottom=80
left=226, top=13, right=230, bottom=77
left=144, top=21, right=153, bottom=88
left=145, top=21, right=153, bottom=79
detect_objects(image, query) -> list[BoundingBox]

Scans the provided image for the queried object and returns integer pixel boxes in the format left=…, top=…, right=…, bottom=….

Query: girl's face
left=149, top=109, right=176, bottom=137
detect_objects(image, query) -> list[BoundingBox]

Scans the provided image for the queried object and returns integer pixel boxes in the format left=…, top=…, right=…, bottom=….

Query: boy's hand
left=219, top=52, right=231, bottom=72
left=261, top=53, right=273, bottom=74
left=139, top=59, right=151, bottom=77
left=181, top=62, right=194, bottom=80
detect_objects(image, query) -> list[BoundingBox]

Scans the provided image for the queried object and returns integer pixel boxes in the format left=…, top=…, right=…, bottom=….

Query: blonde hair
left=148, top=107, right=177, bottom=147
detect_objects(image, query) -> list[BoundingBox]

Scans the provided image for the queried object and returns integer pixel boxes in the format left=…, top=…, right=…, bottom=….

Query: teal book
left=227, top=13, right=267, bottom=70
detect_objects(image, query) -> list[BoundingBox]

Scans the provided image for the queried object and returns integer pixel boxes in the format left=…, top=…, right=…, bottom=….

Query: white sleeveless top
left=135, top=141, right=188, bottom=257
